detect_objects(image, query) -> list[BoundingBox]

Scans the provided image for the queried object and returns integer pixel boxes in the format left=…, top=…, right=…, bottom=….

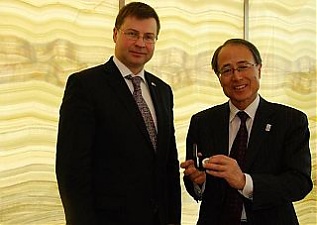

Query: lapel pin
left=265, top=124, right=272, bottom=131
left=151, top=82, right=156, bottom=86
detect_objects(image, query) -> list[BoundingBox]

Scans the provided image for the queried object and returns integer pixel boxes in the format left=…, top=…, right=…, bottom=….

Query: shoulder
left=66, top=58, right=116, bottom=85
left=70, top=60, right=113, bottom=80
left=72, top=64, right=104, bottom=77
left=145, top=71, right=172, bottom=91
left=262, top=98, right=306, bottom=114
left=192, top=102, right=228, bottom=120
left=260, top=98, right=308, bottom=122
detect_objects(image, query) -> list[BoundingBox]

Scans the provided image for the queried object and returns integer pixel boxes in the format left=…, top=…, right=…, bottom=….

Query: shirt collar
left=229, top=95, right=260, bottom=122
left=113, top=56, right=145, bottom=81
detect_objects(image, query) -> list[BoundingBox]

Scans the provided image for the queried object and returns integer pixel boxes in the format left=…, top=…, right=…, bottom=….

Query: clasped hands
left=180, top=154, right=246, bottom=190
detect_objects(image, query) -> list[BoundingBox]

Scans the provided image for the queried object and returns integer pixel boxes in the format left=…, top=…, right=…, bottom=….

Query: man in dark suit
left=56, top=2, right=181, bottom=225
left=180, top=38, right=312, bottom=225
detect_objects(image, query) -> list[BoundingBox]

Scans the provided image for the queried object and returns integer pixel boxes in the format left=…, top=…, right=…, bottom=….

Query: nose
left=231, top=68, right=244, bottom=79
left=134, top=36, right=146, bottom=46
left=232, top=68, right=241, bottom=75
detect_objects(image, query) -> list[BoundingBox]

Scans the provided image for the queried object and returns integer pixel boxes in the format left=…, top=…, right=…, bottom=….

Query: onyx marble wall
left=1, top=0, right=316, bottom=224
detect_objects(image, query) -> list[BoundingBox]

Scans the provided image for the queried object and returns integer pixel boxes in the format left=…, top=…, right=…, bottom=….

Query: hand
left=203, top=154, right=246, bottom=190
left=180, top=159, right=206, bottom=185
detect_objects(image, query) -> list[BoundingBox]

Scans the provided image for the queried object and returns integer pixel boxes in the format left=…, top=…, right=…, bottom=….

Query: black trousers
left=153, top=211, right=160, bottom=225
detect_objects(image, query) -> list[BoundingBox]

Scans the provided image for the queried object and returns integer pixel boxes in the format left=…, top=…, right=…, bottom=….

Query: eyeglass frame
left=218, top=61, right=257, bottom=77
left=117, top=28, right=158, bottom=44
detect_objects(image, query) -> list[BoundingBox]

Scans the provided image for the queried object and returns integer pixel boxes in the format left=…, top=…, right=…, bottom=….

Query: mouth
left=130, top=50, right=145, bottom=57
left=234, top=84, right=247, bottom=90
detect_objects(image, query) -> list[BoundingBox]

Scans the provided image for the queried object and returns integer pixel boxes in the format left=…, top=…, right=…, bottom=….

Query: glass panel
left=0, top=0, right=315, bottom=224
left=0, top=1, right=118, bottom=224
left=249, top=1, right=316, bottom=224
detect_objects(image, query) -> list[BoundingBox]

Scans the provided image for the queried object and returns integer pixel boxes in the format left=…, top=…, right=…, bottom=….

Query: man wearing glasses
left=56, top=2, right=181, bottom=225
left=181, top=38, right=312, bottom=225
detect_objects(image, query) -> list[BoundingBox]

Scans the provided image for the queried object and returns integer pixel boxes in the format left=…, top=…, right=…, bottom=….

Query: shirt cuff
left=239, top=173, right=253, bottom=199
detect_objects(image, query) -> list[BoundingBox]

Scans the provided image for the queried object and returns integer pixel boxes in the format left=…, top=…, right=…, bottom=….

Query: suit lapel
left=245, top=98, right=274, bottom=170
left=215, top=104, right=230, bottom=156
left=102, top=59, right=154, bottom=150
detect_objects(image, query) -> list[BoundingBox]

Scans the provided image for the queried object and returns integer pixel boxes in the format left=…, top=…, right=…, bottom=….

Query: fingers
left=180, top=159, right=194, bottom=169
left=180, top=159, right=206, bottom=185
left=180, top=160, right=197, bottom=177
left=181, top=155, right=245, bottom=189
left=203, top=155, right=231, bottom=171
left=190, top=171, right=206, bottom=185
left=203, top=155, right=245, bottom=189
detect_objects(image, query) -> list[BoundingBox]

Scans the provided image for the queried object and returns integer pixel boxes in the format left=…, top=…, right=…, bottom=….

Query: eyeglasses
left=118, top=28, right=157, bottom=44
left=219, top=62, right=257, bottom=77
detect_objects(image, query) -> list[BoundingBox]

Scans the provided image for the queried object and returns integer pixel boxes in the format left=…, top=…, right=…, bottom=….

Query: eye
left=126, top=31, right=138, bottom=38
left=144, top=34, right=155, bottom=41
left=221, top=67, right=232, bottom=75
left=237, top=65, right=249, bottom=70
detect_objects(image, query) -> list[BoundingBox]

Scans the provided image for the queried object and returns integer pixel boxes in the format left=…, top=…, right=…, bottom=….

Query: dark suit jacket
left=56, top=57, right=181, bottom=225
left=183, top=97, right=312, bottom=225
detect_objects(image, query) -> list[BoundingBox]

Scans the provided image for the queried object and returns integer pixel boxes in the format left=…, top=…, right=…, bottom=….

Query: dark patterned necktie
left=221, top=111, right=249, bottom=225
left=126, top=75, right=157, bottom=151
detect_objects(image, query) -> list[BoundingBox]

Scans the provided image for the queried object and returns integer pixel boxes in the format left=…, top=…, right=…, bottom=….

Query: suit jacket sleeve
left=156, top=82, right=181, bottom=224
left=251, top=106, right=313, bottom=210
left=169, top=92, right=182, bottom=224
left=56, top=73, right=97, bottom=224
left=183, top=113, right=202, bottom=201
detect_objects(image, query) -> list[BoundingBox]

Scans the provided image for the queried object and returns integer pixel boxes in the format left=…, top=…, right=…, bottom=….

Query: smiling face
left=217, top=43, right=262, bottom=110
left=113, top=16, right=157, bottom=74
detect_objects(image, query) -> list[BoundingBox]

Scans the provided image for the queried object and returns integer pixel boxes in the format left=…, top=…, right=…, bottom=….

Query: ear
left=218, top=75, right=224, bottom=87
left=113, top=27, right=117, bottom=43
left=257, top=64, right=262, bottom=79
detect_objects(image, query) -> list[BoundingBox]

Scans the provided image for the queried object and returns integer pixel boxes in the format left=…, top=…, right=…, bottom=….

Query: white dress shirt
left=112, top=56, right=157, bottom=130
left=229, top=95, right=260, bottom=220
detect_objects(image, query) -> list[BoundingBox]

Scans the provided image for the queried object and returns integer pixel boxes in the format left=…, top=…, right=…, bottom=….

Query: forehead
left=122, top=16, right=157, bottom=34
left=218, top=44, right=254, bottom=65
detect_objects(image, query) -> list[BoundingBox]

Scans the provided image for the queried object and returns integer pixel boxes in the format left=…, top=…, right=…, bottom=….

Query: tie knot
left=237, top=111, right=249, bottom=123
left=126, top=75, right=142, bottom=87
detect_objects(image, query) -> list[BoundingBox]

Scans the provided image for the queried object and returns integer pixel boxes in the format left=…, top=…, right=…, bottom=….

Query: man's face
left=217, top=43, right=262, bottom=110
left=113, top=16, right=157, bottom=74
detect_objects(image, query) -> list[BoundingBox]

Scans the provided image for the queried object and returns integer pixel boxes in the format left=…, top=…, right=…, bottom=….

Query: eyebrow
left=221, top=60, right=250, bottom=68
left=124, top=28, right=155, bottom=35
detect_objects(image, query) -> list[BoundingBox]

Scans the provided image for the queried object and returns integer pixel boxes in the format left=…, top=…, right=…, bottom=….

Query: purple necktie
left=127, top=75, right=157, bottom=151
left=221, top=111, right=249, bottom=225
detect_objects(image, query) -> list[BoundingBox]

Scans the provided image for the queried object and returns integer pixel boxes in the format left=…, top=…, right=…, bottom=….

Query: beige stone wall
left=0, top=1, right=316, bottom=224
